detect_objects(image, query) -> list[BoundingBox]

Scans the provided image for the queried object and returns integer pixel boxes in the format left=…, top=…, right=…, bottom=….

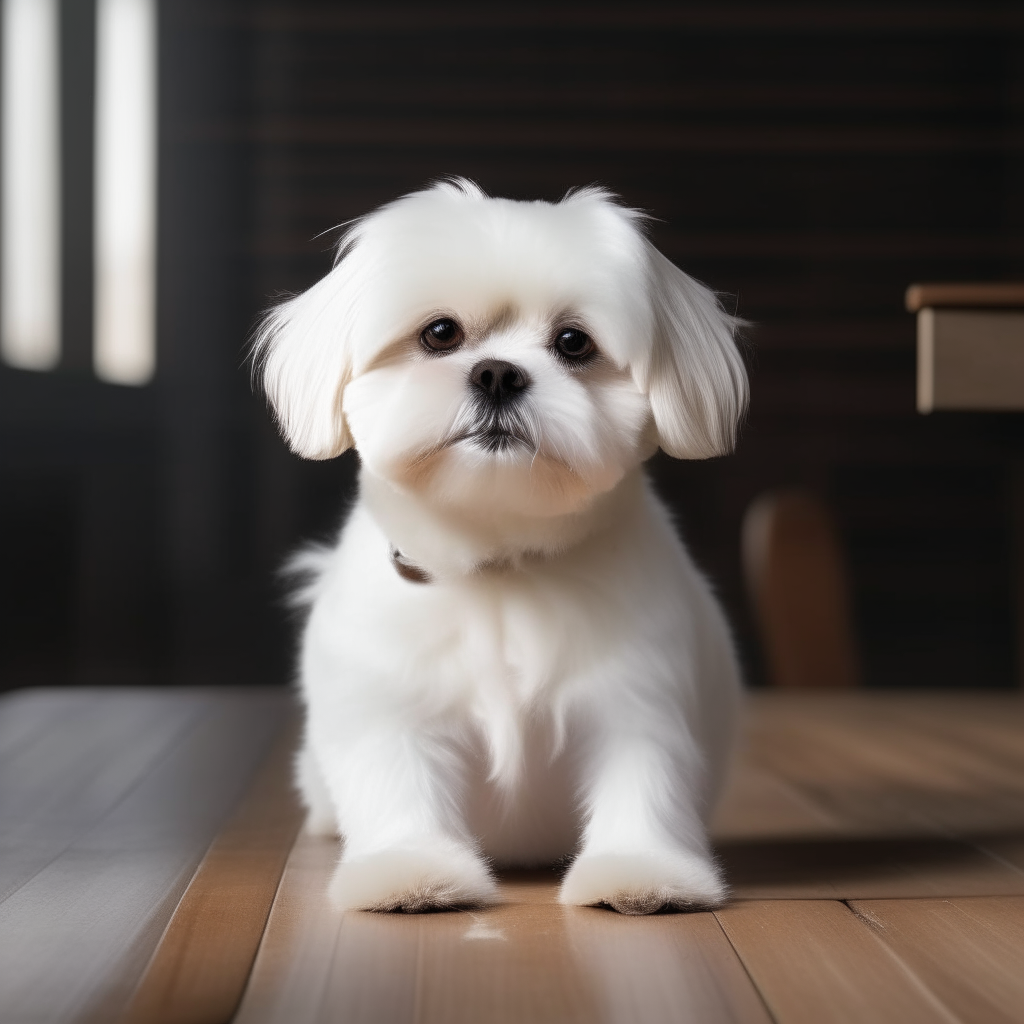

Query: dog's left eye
left=553, top=328, right=596, bottom=361
left=421, top=318, right=464, bottom=353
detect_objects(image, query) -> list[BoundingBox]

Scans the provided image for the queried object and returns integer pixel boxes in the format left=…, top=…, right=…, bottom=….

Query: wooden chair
left=742, top=489, right=861, bottom=688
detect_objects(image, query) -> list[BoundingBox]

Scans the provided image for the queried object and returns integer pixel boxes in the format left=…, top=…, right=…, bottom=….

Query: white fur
left=255, top=179, right=747, bottom=914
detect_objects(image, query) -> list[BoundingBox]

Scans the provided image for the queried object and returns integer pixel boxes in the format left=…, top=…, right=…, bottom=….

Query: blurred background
left=1, top=0, right=1023, bottom=693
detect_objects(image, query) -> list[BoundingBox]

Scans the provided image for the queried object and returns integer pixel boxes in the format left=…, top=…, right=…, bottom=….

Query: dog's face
left=342, top=303, right=650, bottom=518
left=255, top=181, right=747, bottom=520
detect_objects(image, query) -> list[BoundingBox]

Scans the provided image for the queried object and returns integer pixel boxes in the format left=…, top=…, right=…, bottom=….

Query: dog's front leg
left=559, top=730, right=727, bottom=915
left=313, top=725, right=500, bottom=912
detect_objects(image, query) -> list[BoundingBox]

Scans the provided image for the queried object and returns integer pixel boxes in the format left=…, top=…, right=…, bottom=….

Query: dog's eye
left=420, top=318, right=463, bottom=353
left=553, top=328, right=596, bottom=361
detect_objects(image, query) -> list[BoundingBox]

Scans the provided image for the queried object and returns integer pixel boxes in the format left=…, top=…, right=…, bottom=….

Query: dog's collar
left=390, top=546, right=433, bottom=584
left=389, top=545, right=518, bottom=584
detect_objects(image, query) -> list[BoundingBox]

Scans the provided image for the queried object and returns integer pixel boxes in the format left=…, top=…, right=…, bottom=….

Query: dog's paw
left=329, top=844, right=500, bottom=913
left=559, top=850, right=727, bottom=915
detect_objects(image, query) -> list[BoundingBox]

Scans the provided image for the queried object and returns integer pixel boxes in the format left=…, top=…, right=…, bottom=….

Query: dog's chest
left=446, top=583, right=572, bottom=707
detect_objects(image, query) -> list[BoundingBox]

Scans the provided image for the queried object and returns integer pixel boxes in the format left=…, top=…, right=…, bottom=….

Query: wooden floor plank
left=850, top=897, right=1024, bottom=1024
left=0, top=688, right=101, bottom=763
left=561, top=902, right=772, bottom=1024
left=404, top=876, right=598, bottom=1024
left=721, top=835, right=1024, bottom=900
left=715, top=899, right=960, bottom=1024
left=0, top=688, right=289, bottom=1024
left=714, top=693, right=1024, bottom=900
left=883, top=698, right=1024, bottom=779
left=800, top=711, right=1024, bottom=807
left=744, top=693, right=1024, bottom=808
left=974, top=836, right=1024, bottom=874
left=235, top=831, right=403, bottom=1024
left=120, top=719, right=303, bottom=1024
left=711, top=740, right=848, bottom=842
left=734, top=695, right=997, bottom=837
left=0, top=689, right=207, bottom=903
left=712, top=694, right=1024, bottom=899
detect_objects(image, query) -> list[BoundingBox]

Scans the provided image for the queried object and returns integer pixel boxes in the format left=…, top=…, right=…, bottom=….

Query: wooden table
left=3, top=687, right=1024, bottom=1023
left=907, top=281, right=1024, bottom=413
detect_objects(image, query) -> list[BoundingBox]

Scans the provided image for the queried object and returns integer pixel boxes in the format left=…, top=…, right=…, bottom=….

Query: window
left=1, top=0, right=60, bottom=371
left=0, top=0, right=157, bottom=384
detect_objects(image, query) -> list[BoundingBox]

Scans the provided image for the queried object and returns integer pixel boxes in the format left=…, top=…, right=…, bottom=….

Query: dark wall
left=2, top=2, right=1023, bottom=690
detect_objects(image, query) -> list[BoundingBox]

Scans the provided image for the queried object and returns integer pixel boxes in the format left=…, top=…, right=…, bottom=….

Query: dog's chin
left=387, top=432, right=629, bottom=520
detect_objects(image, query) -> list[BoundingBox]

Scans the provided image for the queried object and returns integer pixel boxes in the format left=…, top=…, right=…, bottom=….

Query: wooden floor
left=0, top=687, right=290, bottom=1024
left=3, top=688, right=1024, bottom=1022
left=229, top=692, right=1024, bottom=1024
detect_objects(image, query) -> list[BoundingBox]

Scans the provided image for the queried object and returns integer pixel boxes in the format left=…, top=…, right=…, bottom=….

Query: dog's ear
left=643, top=245, right=748, bottom=459
left=252, top=265, right=358, bottom=460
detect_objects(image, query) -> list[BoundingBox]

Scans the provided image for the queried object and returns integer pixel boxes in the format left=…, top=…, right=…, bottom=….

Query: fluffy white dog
left=254, top=179, right=747, bottom=915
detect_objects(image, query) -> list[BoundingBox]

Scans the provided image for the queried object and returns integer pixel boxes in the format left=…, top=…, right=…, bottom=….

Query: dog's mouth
left=445, top=409, right=535, bottom=455
left=462, top=426, right=533, bottom=453
left=438, top=427, right=533, bottom=455
left=409, top=410, right=536, bottom=470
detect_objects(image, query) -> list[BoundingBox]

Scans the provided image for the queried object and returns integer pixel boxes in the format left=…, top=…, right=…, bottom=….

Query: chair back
left=742, top=489, right=861, bottom=688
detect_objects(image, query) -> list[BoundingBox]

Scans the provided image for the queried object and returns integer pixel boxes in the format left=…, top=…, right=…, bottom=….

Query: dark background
left=2, top=1, right=1023, bottom=692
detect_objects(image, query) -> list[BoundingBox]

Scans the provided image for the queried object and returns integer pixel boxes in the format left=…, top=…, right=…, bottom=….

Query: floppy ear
left=644, top=244, right=748, bottom=459
left=251, top=266, right=357, bottom=461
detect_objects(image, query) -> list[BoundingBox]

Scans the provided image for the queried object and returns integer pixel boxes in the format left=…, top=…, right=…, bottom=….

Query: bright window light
left=1, top=0, right=61, bottom=371
left=94, top=0, right=156, bottom=386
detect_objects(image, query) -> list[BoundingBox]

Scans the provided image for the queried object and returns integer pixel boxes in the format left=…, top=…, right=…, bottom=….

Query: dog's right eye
left=420, top=318, right=464, bottom=353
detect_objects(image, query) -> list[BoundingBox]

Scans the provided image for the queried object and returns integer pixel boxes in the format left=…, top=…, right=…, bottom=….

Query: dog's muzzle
left=465, top=359, right=534, bottom=453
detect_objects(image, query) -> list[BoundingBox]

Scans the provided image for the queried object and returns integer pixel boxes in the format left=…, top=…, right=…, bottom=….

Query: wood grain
left=905, top=282, right=1024, bottom=312
left=120, top=718, right=304, bottom=1024
left=715, top=900, right=957, bottom=1024
left=851, top=897, right=1024, bottom=1024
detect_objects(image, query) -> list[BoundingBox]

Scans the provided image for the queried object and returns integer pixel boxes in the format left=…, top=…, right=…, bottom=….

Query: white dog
left=254, top=179, right=747, bottom=915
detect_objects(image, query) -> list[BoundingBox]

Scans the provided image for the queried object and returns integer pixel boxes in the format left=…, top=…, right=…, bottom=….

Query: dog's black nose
left=470, top=359, right=531, bottom=402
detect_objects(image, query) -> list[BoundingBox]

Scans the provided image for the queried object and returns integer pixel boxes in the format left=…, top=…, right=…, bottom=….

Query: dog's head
left=254, top=180, right=747, bottom=519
